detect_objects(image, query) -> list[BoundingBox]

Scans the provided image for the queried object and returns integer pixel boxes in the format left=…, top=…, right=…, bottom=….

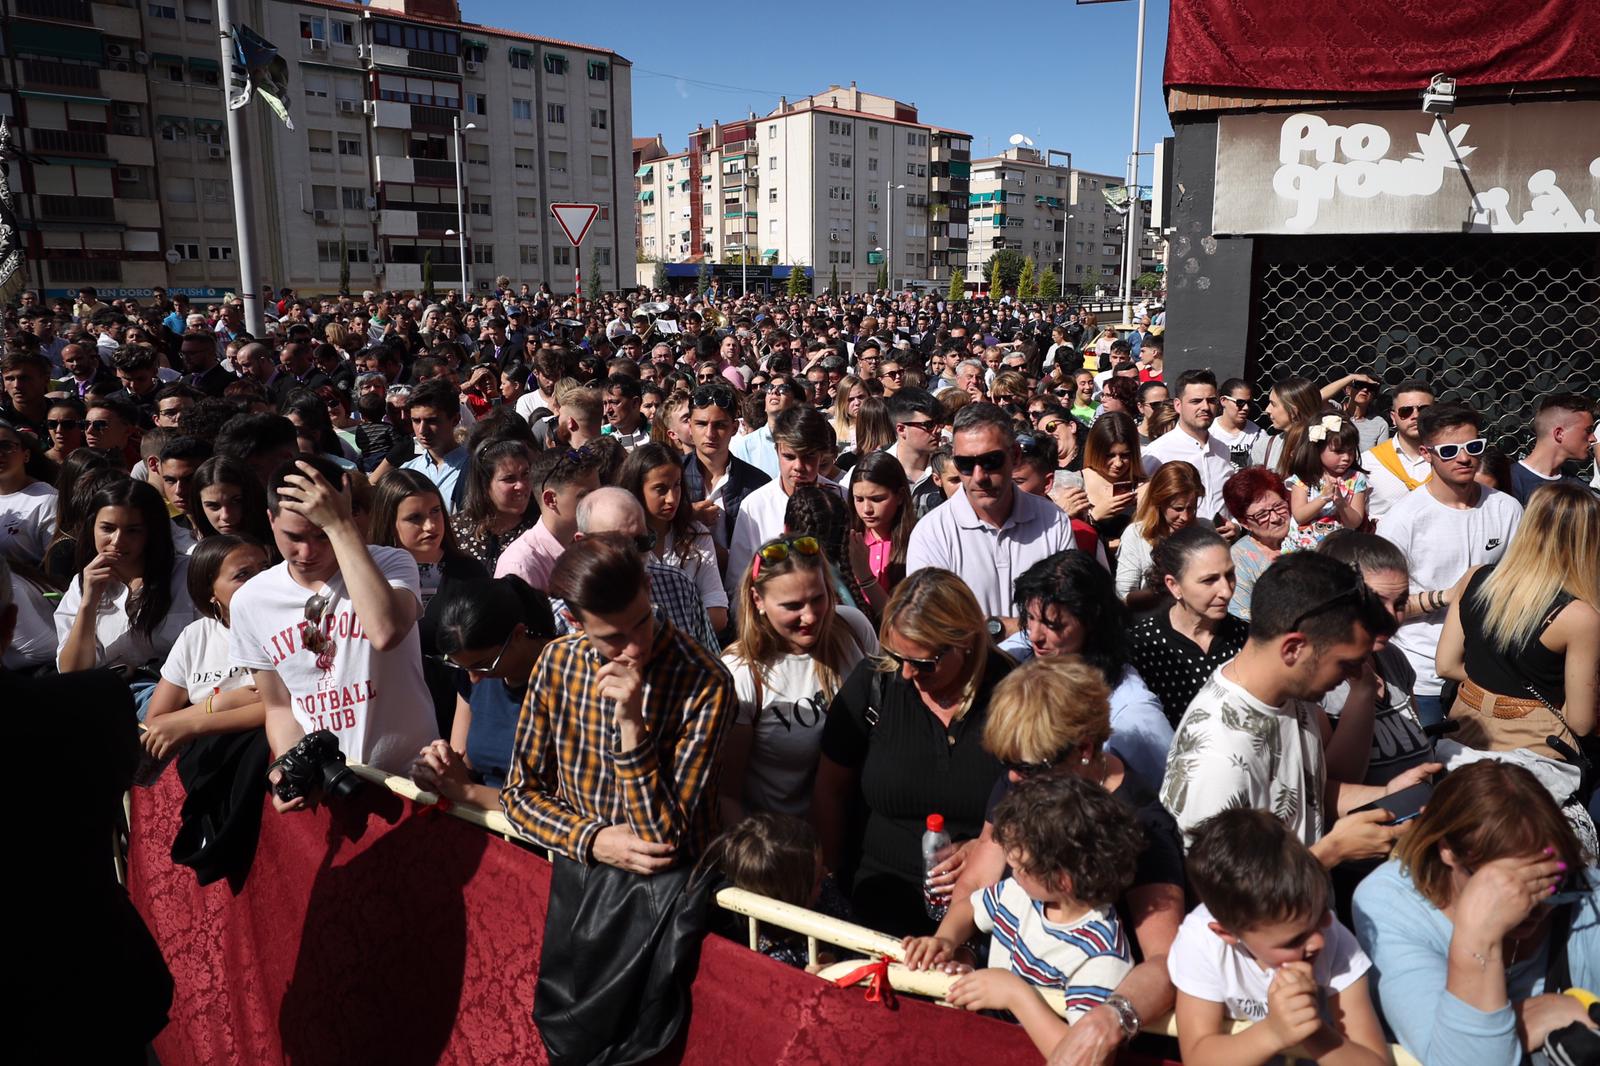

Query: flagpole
left=217, top=0, right=264, bottom=335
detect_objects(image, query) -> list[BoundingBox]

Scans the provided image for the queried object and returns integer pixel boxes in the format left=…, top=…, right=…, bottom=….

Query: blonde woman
left=1437, top=481, right=1599, bottom=763
left=718, top=535, right=877, bottom=823
left=831, top=374, right=867, bottom=450
left=812, top=568, right=1013, bottom=936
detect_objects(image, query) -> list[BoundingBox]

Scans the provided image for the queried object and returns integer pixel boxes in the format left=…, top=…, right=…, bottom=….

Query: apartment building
left=635, top=84, right=970, bottom=294
left=4, top=0, right=632, bottom=298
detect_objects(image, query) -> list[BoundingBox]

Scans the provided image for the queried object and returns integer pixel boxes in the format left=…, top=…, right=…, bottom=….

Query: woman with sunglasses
left=617, top=443, right=727, bottom=633
left=1222, top=467, right=1290, bottom=621
left=450, top=439, right=536, bottom=573
left=0, top=419, right=58, bottom=570
left=813, top=568, right=1013, bottom=936
left=1114, top=460, right=1205, bottom=602
left=904, top=656, right=1188, bottom=1066
left=1342, top=376, right=1391, bottom=452
left=43, top=398, right=87, bottom=466
left=408, top=577, right=559, bottom=810
left=719, top=534, right=877, bottom=824
left=1352, top=760, right=1598, bottom=1066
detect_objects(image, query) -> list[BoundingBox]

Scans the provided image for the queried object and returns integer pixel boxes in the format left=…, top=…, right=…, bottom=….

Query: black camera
left=272, top=730, right=361, bottom=805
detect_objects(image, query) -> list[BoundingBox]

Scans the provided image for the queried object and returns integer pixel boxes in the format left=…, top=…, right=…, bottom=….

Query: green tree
left=985, top=249, right=1027, bottom=297
left=1135, top=270, right=1163, bottom=293
left=337, top=228, right=350, bottom=296
left=1037, top=267, right=1059, bottom=300
left=586, top=248, right=602, bottom=302
left=652, top=260, right=667, bottom=291
left=786, top=262, right=810, bottom=297
left=947, top=267, right=966, bottom=302
left=1016, top=257, right=1037, bottom=301
left=828, top=264, right=839, bottom=295
left=695, top=260, right=711, bottom=295
left=421, top=250, right=435, bottom=300
left=1079, top=263, right=1103, bottom=298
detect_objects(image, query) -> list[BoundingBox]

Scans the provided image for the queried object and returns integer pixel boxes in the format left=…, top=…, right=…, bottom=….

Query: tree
left=651, top=260, right=667, bottom=292
left=421, top=250, right=435, bottom=301
left=1038, top=267, right=1060, bottom=300
left=695, top=260, right=711, bottom=295
left=786, top=262, right=810, bottom=297
left=829, top=264, right=839, bottom=295
left=987, top=256, right=1002, bottom=299
left=1135, top=270, right=1163, bottom=293
left=586, top=248, right=602, bottom=302
left=1079, top=263, right=1103, bottom=298
left=1016, top=257, right=1037, bottom=301
left=947, top=267, right=966, bottom=302
left=985, top=249, right=1028, bottom=298
left=337, top=228, right=350, bottom=296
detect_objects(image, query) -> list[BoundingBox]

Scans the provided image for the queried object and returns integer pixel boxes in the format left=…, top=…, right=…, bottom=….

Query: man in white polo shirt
left=1363, top=380, right=1435, bottom=518
left=906, top=402, right=1077, bottom=635
left=1142, top=369, right=1237, bottom=530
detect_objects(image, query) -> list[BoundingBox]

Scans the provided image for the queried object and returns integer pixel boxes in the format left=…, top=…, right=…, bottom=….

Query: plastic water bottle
left=921, top=813, right=954, bottom=920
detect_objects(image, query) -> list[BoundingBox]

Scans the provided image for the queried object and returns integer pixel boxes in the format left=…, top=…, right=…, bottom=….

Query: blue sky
left=462, top=0, right=1173, bottom=178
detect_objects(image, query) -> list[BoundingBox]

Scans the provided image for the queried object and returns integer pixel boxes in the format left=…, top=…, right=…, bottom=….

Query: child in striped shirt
left=945, top=773, right=1143, bottom=1056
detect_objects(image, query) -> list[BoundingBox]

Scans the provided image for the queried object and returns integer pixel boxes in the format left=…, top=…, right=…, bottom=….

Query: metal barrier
left=345, top=764, right=1421, bottom=1065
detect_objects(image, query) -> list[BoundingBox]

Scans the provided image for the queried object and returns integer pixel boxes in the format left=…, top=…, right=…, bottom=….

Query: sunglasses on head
left=1395, top=403, right=1433, bottom=419
left=1003, top=751, right=1070, bottom=778
left=1427, top=438, right=1487, bottom=462
left=691, top=384, right=736, bottom=411
left=752, top=535, right=821, bottom=579
left=952, top=449, right=1008, bottom=475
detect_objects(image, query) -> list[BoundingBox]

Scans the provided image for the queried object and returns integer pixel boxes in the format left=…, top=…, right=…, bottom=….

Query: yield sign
left=550, top=202, right=599, bottom=247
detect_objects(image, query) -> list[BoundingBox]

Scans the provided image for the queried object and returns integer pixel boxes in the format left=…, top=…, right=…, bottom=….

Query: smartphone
left=1353, top=780, right=1433, bottom=824
left=1213, top=510, right=1230, bottom=527
left=1111, top=480, right=1133, bottom=495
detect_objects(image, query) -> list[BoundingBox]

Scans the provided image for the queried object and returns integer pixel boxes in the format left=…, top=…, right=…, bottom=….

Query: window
left=842, top=155, right=852, bottom=169
left=473, top=244, right=495, bottom=264
left=596, top=248, right=611, bottom=267
left=767, top=126, right=777, bottom=140
left=148, top=3, right=175, bottom=17
left=299, top=16, right=325, bottom=42
left=159, top=59, right=184, bottom=82
left=514, top=148, right=534, bottom=171
left=587, top=60, right=608, bottom=81
left=906, top=162, right=916, bottom=177
left=867, top=157, right=877, bottom=173
left=840, top=251, right=852, bottom=265
left=768, top=219, right=777, bottom=234
left=868, top=127, right=878, bottom=141
left=347, top=242, right=370, bottom=263
left=317, top=241, right=340, bottom=263
left=466, top=93, right=487, bottom=115
left=341, top=186, right=365, bottom=210
left=546, top=103, right=565, bottom=124
left=331, top=21, right=354, bottom=45
left=548, top=150, right=567, bottom=173
left=201, top=179, right=228, bottom=204
left=307, top=130, right=333, bottom=154
left=370, top=22, right=459, bottom=54
left=303, top=74, right=329, bottom=99
left=463, top=43, right=487, bottom=63
left=552, top=246, right=571, bottom=265
left=169, top=241, right=200, bottom=260
left=520, top=245, right=538, bottom=265
left=516, top=197, right=537, bottom=218
left=544, top=53, right=566, bottom=75
left=470, top=197, right=491, bottom=216
left=159, top=119, right=188, bottom=143
left=311, top=185, right=336, bottom=209
left=338, top=134, right=361, bottom=156
left=510, top=51, right=532, bottom=70
left=590, top=108, right=607, bottom=130
left=208, top=244, right=234, bottom=261
left=768, top=187, right=777, bottom=203
left=511, top=98, right=532, bottom=120
left=590, top=154, right=607, bottom=177
left=768, top=157, right=777, bottom=171
left=466, top=143, right=489, bottom=166
left=703, top=204, right=711, bottom=217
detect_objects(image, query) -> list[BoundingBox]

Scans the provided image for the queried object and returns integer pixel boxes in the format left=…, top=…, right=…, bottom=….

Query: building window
left=590, top=154, right=607, bottom=177
left=552, top=246, right=571, bottom=265
left=512, top=99, right=532, bottom=120
left=340, top=187, right=365, bottom=210
left=470, top=197, right=491, bottom=216
left=159, top=119, right=188, bottom=143
left=348, top=243, right=369, bottom=263
left=596, top=248, right=611, bottom=267
left=544, top=53, right=566, bottom=75
left=867, top=157, right=877, bottom=173
left=303, top=74, right=329, bottom=99
left=473, top=243, right=495, bottom=264
left=549, top=150, right=567, bottom=173
left=307, top=130, right=333, bottom=154
left=208, top=244, right=234, bottom=261
left=466, top=93, right=486, bottom=115
left=158, top=59, right=184, bottom=82
left=467, top=143, right=489, bottom=166
left=148, top=3, right=176, bottom=17
left=868, top=127, right=878, bottom=141
left=299, top=16, right=325, bottom=41
left=169, top=242, right=200, bottom=260
left=520, top=245, right=538, bottom=265
left=331, top=21, right=354, bottom=44
left=587, top=60, right=608, bottom=81
left=514, top=148, right=534, bottom=171
left=546, top=103, right=565, bottom=124
left=510, top=51, right=532, bottom=70
left=317, top=240, right=340, bottom=264
left=516, top=197, right=537, bottom=218
left=590, top=108, right=607, bottom=129
left=767, top=125, right=777, bottom=140
left=768, top=188, right=777, bottom=203
left=768, top=157, right=777, bottom=171
left=338, top=134, right=361, bottom=156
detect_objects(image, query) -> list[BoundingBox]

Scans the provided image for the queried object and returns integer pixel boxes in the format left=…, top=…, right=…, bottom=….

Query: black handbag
left=534, top=852, right=719, bottom=1066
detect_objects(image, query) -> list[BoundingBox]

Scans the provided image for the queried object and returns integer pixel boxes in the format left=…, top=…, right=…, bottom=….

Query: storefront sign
left=1213, top=101, right=1600, bottom=235
left=42, top=287, right=226, bottom=299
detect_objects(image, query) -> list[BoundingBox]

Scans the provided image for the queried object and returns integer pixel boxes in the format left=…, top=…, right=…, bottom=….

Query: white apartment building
left=635, top=84, right=971, bottom=294
left=6, top=0, right=631, bottom=298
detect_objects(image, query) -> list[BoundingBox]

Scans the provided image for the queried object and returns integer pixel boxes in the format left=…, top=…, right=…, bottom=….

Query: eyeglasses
left=1244, top=503, right=1290, bottom=524
left=541, top=444, right=595, bottom=495
left=883, top=368, right=905, bottom=379
left=952, top=449, right=1008, bottom=475
left=85, top=419, right=114, bottom=432
left=1221, top=396, right=1254, bottom=409
left=752, top=535, right=821, bottom=579
left=1003, top=752, right=1069, bottom=778
left=1287, top=583, right=1370, bottom=634
left=452, top=627, right=518, bottom=676
left=45, top=419, right=85, bottom=432
left=896, top=419, right=940, bottom=435
left=1395, top=403, right=1433, bottom=419
left=302, top=591, right=334, bottom=660
left=690, top=384, right=737, bottom=411
left=695, top=370, right=720, bottom=382
left=0, top=439, right=20, bottom=456
left=883, top=646, right=952, bottom=676
left=1427, top=438, right=1487, bottom=462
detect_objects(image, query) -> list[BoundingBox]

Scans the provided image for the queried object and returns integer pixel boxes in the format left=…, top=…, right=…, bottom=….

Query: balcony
left=19, top=0, right=91, bottom=20
left=374, top=155, right=414, bottom=184
left=384, top=261, right=461, bottom=288
left=372, top=100, right=410, bottom=128
left=46, top=259, right=121, bottom=283
left=416, top=210, right=456, bottom=233
left=35, top=194, right=117, bottom=223
left=377, top=209, right=418, bottom=237
left=412, top=158, right=455, bottom=184
left=28, top=128, right=108, bottom=156
left=19, top=59, right=102, bottom=94
left=92, top=1, right=141, bottom=37
left=410, top=104, right=458, bottom=129
left=407, top=50, right=459, bottom=75
left=106, top=134, right=154, bottom=166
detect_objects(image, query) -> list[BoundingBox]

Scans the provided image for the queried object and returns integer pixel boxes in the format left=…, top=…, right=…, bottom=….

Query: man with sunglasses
left=1377, top=403, right=1523, bottom=725
left=1210, top=377, right=1269, bottom=469
left=906, top=403, right=1077, bottom=633
left=731, top=377, right=805, bottom=480
left=1160, top=552, right=1440, bottom=863
left=887, top=388, right=946, bottom=517
left=231, top=455, right=439, bottom=804
left=1363, top=380, right=1436, bottom=518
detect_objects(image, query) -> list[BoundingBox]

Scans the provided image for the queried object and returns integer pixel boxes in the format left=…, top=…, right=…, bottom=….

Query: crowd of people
left=2, top=279, right=1596, bottom=1065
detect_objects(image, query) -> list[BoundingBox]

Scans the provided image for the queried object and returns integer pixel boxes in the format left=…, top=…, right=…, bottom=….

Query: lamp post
left=1119, top=0, right=1148, bottom=326
left=452, top=114, right=477, bottom=303
left=885, top=181, right=905, bottom=295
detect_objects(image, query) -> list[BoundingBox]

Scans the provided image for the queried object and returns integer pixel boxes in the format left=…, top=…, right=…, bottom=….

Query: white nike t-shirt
left=228, top=546, right=439, bottom=773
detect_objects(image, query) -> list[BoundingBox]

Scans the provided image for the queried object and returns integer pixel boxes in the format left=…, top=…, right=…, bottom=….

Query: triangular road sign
left=550, top=202, right=599, bottom=247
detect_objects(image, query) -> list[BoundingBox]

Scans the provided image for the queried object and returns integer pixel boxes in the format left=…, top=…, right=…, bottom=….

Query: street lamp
left=885, top=181, right=905, bottom=295
left=452, top=115, right=477, bottom=303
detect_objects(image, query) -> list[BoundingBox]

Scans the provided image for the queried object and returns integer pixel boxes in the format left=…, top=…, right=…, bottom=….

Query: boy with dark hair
left=215, top=412, right=298, bottom=487
left=494, top=444, right=605, bottom=590
left=944, top=773, right=1143, bottom=1054
left=886, top=386, right=945, bottom=515
left=85, top=395, right=142, bottom=469
left=401, top=379, right=468, bottom=510
left=725, top=405, right=839, bottom=597
left=156, top=435, right=212, bottom=550
left=1170, top=808, right=1389, bottom=1066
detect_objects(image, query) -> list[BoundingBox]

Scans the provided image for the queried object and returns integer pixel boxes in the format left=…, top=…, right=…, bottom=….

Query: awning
left=508, top=47, right=532, bottom=58
left=158, top=115, right=191, bottom=128
left=187, top=56, right=220, bottom=72
left=635, top=164, right=653, bottom=178
left=462, top=37, right=488, bottom=50
left=43, top=156, right=116, bottom=168
left=193, top=117, right=224, bottom=131
left=150, top=52, right=183, bottom=65
left=763, top=248, right=778, bottom=258
left=637, top=190, right=654, bottom=203
left=18, top=89, right=110, bottom=105
left=8, top=22, right=102, bottom=62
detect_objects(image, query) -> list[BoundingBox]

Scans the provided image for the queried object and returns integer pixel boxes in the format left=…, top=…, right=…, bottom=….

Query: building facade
left=3, top=0, right=632, bottom=298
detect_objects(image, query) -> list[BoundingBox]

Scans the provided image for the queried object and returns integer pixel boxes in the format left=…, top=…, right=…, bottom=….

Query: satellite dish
left=1009, top=133, right=1034, bottom=148
left=164, top=250, right=181, bottom=265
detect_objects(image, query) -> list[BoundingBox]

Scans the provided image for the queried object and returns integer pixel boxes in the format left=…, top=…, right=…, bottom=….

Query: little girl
left=708, top=812, right=852, bottom=972
left=844, top=451, right=914, bottom=619
left=1284, top=415, right=1370, bottom=552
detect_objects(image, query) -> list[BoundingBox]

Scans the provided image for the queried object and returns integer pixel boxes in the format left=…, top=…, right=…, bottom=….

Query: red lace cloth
left=1165, top=0, right=1600, bottom=93
left=127, top=771, right=1051, bottom=1064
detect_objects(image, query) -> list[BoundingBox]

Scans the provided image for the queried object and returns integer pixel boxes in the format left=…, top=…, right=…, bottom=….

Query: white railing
left=345, top=764, right=1421, bottom=1064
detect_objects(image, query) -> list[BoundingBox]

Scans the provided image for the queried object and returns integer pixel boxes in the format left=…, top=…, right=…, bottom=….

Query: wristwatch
left=1102, top=993, right=1141, bottom=1040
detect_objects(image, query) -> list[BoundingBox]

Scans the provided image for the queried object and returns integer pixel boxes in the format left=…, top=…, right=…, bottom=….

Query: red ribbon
left=830, top=955, right=896, bottom=1008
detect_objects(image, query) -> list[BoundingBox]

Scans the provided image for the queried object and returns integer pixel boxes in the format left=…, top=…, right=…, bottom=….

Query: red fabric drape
left=128, top=772, right=1082, bottom=1065
left=1164, top=0, right=1600, bottom=94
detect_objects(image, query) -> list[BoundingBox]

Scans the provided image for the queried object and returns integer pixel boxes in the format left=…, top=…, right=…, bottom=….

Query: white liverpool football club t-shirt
left=1377, top=486, right=1522, bottom=696
left=229, top=546, right=439, bottom=774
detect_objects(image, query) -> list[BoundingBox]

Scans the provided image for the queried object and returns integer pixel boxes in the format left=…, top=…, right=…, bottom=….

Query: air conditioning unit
left=308, top=38, right=327, bottom=52
left=313, top=210, right=331, bottom=223
left=107, top=43, right=128, bottom=59
left=208, top=146, right=226, bottom=159
left=116, top=123, right=139, bottom=136
left=339, top=99, right=359, bottom=114
left=356, top=43, right=367, bottom=59
left=116, top=167, right=140, bottom=181
left=465, top=60, right=481, bottom=74
left=362, top=100, right=374, bottom=116
left=110, top=61, right=132, bottom=72
left=476, top=279, right=491, bottom=291
left=115, top=103, right=140, bottom=118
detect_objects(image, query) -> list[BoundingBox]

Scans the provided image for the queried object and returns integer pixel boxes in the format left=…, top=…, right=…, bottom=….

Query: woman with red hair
left=1222, top=467, right=1289, bottom=621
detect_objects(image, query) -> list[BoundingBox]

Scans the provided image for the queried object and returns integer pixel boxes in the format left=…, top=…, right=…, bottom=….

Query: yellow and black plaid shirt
left=500, top=614, right=735, bottom=864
